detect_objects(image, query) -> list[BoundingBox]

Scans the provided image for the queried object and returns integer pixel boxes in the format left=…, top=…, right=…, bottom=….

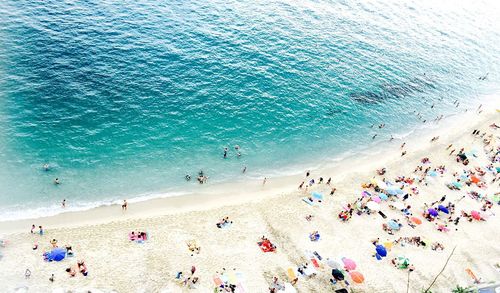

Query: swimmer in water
left=372, top=134, right=377, bottom=140
left=234, top=145, right=240, bottom=150
left=54, top=178, right=60, bottom=185
left=223, top=147, right=228, bottom=159
left=43, top=164, right=50, bottom=171
left=242, top=166, right=247, bottom=173
left=185, top=174, right=191, bottom=181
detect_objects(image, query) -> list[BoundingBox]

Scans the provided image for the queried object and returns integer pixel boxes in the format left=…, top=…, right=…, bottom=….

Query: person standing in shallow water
left=61, top=199, right=66, bottom=208
left=122, top=200, right=128, bottom=211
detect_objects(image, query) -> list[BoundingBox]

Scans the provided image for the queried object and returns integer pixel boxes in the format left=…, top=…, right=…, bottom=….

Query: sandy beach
left=1, top=107, right=499, bottom=293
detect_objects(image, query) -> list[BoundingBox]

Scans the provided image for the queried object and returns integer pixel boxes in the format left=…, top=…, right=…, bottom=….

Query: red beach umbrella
left=471, top=210, right=481, bottom=220
left=349, top=271, right=365, bottom=283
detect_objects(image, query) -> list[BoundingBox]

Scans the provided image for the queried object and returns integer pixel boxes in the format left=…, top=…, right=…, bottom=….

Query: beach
left=0, top=107, right=499, bottom=292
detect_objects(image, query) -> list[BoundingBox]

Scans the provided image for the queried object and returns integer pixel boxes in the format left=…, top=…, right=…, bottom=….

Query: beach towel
left=303, top=265, right=317, bottom=276
left=212, top=275, right=223, bottom=287
left=311, top=258, right=320, bottom=268
left=228, top=271, right=238, bottom=284
left=302, top=198, right=316, bottom=206
left=258, top=240, right=276, bottom=252
left=466, top=268, right=480, bottom=283
left=283, top=282, right=297, bottom=293
left=287, top=268, right=297, bottom=282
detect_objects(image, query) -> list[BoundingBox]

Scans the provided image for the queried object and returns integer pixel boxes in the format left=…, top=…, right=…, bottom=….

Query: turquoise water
left=0, top=0, right=499, bottom=219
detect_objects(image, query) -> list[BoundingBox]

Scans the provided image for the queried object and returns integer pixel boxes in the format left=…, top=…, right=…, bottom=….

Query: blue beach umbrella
left=378, top=193, right=388, bottom=201
left=386, top=188, right=399, bottom=196
left=452, top=182, right=463, bottom=189
left=375, top=245, right=387, bottom=257
left=428, top=208, right=438, bottom=217
left=388, top=220, right=400, bottom=230
left=48, top=247, right=66, bottom=262
left=438, top=205, right=449, bottom=214
left=428, top=171, right=438, bottom=177
left=312, top=192, right=323, bottom=200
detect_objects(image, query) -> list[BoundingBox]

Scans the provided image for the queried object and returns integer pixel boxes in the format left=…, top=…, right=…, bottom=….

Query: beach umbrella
left=471, top=210, right=481, bottom=220
left=312, top=192, right=323, bottom=200
left=342, top=257, right=357, bottom=270
left=410, top=217, right=422, bottom=225
left=383, top=241, right=393, bottom=250
left=397, top=256, right=410, bottom=269
left=452, top=182, right=462, bottom=189
left=392, top=202, right=404, bottom=210
left=376, top=180, right=387, bottom=190
left=385, top=187, right=399, bottom=196
left=375, top=245, right=387, bottom=257
left=378, top=193, right=388, bottom=201
left=471, top=176, right=480, bottom=184
left=48, top=247, right=66, bottom=262
left=362, top=190, right=372, bottom=197
left=428, top=208, right=438, bottom=217
left=388, top=220, right=400, bottom=230
left=493, top=194, right=500, bottom=203
left=327, top=258, right=342, bottom=269
left=371, top=195, right=381, bottom=203
left=438, top=205, right=449, bottom=214
left=496, top=167, right=500, bottom=173
left=366, top=201, right=380, bottom=211
left=332, top=269, right=345, bottom=280
left=349, top=271, right=365, bottom=283
left=428, top=171, right=438, bottom=177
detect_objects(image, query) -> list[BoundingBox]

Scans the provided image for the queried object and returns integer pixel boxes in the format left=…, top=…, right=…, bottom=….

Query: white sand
left=0, top=108, right=499, bottom=293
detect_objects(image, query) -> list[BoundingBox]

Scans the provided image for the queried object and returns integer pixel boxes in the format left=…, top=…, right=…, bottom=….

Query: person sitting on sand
left=66, top=245, right=74, bottom=257
left=50, top=238, right=58, bottom=248
left=309, top=231, right=320, bottom=242
left=66, top=266, right=76, bottom=277
left=78, top=260, right=88, bottom=276
left=216, top=217, right=232, bottom=228
left=377, top=168, right=386, bottom=175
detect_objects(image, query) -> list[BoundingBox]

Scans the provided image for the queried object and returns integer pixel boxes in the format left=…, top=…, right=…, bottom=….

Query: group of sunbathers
left=66, top=260, right=88, bottom=277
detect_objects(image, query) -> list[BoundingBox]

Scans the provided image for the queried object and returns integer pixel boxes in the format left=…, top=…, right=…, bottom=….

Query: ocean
left=0, top=0, right=499, bottom=220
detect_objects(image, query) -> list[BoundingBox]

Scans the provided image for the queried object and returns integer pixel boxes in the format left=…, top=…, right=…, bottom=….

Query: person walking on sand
left=401, top=142, right=406, bottom=149
left=31, top=224, right=35, bottom=234
left=122, top=200, right=128, bottom=211
left=25, top=269, right=31, bottom=279
left=263, top=177, right=267, bottom=185
left=39, top=226, right=44, bottom=236
left=61, top=199, right=66, bottom=208
left=49, top=273, right=54, bottom=283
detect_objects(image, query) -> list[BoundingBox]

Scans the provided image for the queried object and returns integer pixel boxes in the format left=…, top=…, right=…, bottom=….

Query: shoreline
left=0, top=107, right=498, bottom=292
left=1, top=103, right=498, bottom=234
